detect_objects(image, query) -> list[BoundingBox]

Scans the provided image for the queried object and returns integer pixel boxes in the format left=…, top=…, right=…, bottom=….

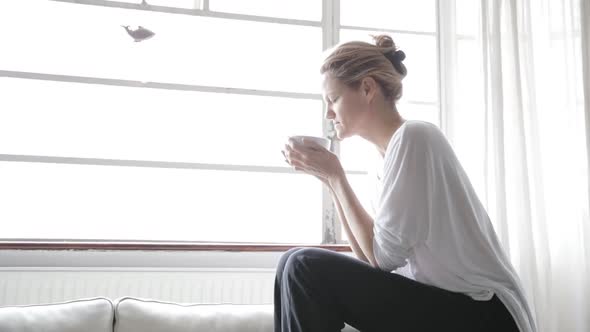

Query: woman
left=278, top=35, right=537, bottom=332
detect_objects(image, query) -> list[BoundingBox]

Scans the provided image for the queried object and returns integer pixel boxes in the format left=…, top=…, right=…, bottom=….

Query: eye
left=330, top=96, right=339, bottom=103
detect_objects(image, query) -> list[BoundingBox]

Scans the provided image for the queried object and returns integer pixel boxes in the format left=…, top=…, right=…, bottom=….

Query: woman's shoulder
left=401, top=121, right=457, bottom=162
left=402, top=120, right=440, bottom=136
left=396, top=120, right=442, bottom=146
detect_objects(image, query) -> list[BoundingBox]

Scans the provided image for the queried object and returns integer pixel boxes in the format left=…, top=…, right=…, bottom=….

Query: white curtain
left=442, top=0, right=590, bottom=331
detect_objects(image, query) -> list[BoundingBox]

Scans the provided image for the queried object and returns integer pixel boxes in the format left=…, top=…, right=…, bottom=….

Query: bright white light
left=0, top=0, right=440, bottom=243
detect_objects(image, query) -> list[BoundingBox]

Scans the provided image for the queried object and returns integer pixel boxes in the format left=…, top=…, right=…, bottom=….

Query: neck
left=358, top=105, right=405, bottom=157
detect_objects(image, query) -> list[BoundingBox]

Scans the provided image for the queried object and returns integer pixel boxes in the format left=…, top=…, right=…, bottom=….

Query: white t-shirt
left=371, top=120, right=537, bottom=332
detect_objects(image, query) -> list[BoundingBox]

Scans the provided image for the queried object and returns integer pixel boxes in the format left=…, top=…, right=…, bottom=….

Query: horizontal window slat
left=0, top=241, right=352, bottom=252
left=52, top=0, right=321, bottom=26
left=0, top=71, right=322, bottom=100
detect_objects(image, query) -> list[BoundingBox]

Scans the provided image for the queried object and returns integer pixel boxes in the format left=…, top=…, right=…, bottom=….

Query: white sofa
left=0, top=297, right=360, bottom=332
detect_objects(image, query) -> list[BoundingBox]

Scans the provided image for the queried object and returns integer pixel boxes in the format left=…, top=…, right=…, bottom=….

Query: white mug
left=289, top=135, right=331, bottom=150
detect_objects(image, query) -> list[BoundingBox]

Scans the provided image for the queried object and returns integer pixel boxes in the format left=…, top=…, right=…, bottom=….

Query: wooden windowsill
left=0, top=241, right=352, bottom=252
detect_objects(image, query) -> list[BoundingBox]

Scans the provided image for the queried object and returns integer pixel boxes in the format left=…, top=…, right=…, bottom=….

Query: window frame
left=0, top=0, right=444, bottom=251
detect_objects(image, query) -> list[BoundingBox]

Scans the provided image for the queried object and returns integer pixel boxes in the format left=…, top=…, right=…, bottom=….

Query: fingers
left=290, top=160, right=303, bottom=172
left=282, top=147, right=307, bottom=172
left=283, top=144, right=307, bottom=162
left=282, top=147, right=328, bottom=180
left=281, top=150, right=290, bottom=165
left=282, top=138, right=327, bottom=172
left=281, top=145, right=300, bottom=168
left=287, top=138, right=303, bottom=153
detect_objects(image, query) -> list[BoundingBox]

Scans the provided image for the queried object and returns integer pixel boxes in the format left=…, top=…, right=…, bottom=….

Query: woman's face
left=322, top=74, right=367, bottom=140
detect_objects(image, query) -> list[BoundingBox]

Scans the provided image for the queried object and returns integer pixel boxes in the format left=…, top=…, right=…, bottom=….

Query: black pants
left=274, top=247, right=519, bottom=332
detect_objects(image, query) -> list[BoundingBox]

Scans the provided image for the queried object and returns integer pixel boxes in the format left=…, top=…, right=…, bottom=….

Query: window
left=0, top=0, right=442, bottom=245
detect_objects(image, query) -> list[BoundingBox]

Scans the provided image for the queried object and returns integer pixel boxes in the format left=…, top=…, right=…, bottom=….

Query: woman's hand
left=281, top=138, right=344, bottom=186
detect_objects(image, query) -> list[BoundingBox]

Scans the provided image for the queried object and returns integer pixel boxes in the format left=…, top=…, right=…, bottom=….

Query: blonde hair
left=320, top=34, right=407, bottom=102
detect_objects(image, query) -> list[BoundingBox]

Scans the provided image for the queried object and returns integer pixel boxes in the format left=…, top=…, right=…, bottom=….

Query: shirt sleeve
left=373, top=124, right=431, bottom=272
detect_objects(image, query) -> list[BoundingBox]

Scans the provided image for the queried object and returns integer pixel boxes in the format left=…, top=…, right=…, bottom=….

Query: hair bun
left=393, top=50, right=406, bottom=62
left=383, top=49, right=408, bottom=78
left=373, top=34, right=406, bottom=65
left=372, top=34, right=394, bottom=49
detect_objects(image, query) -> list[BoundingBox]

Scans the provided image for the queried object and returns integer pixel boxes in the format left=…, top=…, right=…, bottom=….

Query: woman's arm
left=328, top=186, right=370, bottom=263
left=282, top=139, right=377, bottom=265
left=329, top=174, right=379, bottom=267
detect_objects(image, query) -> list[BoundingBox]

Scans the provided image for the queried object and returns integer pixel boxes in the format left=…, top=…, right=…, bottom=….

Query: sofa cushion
left=114, top=297, right=360, bottom=332
left=0, top=297, right=114, bottom=332
left=114, top=297, right=273, bottom=332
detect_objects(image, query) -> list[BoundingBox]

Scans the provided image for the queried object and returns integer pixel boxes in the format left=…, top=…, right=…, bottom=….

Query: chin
left=336, top=131, right=350, bottom=141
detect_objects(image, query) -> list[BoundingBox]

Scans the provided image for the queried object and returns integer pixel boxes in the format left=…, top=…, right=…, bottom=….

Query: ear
left=360, top=77, right=378, bottom=103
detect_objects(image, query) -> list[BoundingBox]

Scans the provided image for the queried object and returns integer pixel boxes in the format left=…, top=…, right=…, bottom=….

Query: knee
left=282, top=248, right=326, bottom=279
left=276, top=247, right=305, bottom=275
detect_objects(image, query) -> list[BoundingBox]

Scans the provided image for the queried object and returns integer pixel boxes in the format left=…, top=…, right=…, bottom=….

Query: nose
left=324, top=106, right=335, bottom=120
